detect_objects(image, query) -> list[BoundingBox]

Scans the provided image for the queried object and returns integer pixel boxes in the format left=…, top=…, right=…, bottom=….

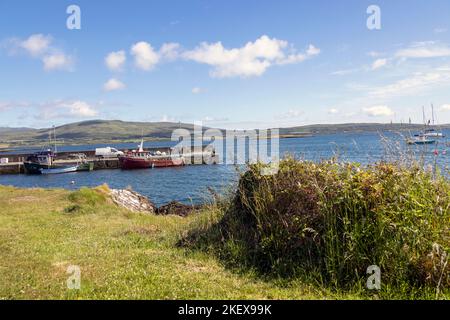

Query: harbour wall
left=0, top=146, right=216, bottom=175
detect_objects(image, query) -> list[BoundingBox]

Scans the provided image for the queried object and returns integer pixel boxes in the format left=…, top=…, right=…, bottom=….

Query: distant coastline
left=1, top=119, right=449, bottom=148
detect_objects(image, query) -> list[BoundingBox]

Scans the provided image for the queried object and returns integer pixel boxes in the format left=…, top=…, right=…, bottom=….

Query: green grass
left=0, top=185, right=358, bottom=300
left=1, top=158, right=448, bottom=300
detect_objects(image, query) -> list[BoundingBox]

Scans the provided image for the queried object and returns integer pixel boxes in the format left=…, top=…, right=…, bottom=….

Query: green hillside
left=278, top=122, right=449, bottom=136
left=0, top=120, right=200, bottom=145
left=0, top=120, right=449, bottom=146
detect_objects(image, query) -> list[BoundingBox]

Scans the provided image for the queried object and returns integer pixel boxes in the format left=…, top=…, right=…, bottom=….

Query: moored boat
left=414, top=128, right=445, bottom=138
left=152, top=156, right=185, bottom=167
left=119, top=151, right=185, bottom=169
left=23, top=151, right=55, bottom=174
left=23, top=130, right=94, bottom=174
left=119, top=139, right=185, bottom=170
left=119, top=152, right=153, bottom=169
left=24, top=150, right=94, bottom=174
left=40, top=165, right=79, bottom=174
left=406, top=137, right=437, bottom=145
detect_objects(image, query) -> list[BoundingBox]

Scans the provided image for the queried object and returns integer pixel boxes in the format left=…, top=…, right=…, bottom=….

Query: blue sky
left=1, top=0, right=450, bottom=128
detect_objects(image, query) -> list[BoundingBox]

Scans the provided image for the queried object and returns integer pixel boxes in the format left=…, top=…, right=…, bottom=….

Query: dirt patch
left=117, top=225, right=160, bottom=237
left=156, top=201, right=201, bottom=217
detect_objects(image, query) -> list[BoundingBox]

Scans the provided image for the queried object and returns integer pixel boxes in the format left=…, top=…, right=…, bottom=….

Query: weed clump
left=64, top=187, right=108, bottom=214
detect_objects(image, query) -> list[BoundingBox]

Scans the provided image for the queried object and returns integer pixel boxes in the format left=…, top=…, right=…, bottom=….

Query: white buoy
left=70, top=180, right=75, bottom=185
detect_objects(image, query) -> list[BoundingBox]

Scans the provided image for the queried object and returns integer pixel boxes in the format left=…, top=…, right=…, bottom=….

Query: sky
left=1, top=0, right=450, bottom=129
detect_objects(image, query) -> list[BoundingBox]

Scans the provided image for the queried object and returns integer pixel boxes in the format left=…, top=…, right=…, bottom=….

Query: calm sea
left=0, top=131, right=448, bottom=206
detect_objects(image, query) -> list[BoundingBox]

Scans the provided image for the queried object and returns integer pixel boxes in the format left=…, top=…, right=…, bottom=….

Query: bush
left=185, top=158, right=450, bottom=294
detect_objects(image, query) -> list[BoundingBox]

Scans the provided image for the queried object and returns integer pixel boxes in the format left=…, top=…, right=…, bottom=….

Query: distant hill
left=0, top=120, right=449, bottom=146
left=0, top=120, right=201, bottom=145
left=278, top=123, right=450, bottom=136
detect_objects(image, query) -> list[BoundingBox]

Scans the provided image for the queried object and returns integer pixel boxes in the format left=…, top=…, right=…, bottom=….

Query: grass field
left=0, top=167, right=447, bottom=300
left=0, top=185, right=361, bottom=300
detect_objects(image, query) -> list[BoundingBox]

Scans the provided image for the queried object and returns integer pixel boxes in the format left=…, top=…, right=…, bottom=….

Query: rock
left=110, top=189, right=156, bottom=213
left=156, top=201, right=200, bottom=217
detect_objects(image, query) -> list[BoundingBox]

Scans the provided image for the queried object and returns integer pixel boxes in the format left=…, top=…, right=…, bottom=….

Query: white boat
left=39, top=165, right=79, bottom=174
left=418, top=129, right=445, bottom=138
left=414, top=105, right=445, bottom=138
left=406, top=137, right=437, bottom=145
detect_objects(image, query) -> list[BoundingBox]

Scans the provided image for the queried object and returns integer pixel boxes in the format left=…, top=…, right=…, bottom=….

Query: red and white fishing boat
left=119, top=139, right=185, bottom=170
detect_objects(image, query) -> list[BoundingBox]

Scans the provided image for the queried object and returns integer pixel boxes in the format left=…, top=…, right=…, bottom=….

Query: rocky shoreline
left=110, top=188, right=201, bottom=216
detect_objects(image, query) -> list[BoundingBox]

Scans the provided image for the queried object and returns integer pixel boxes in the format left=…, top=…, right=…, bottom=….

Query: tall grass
left=181, top=158, right=449, bottom=298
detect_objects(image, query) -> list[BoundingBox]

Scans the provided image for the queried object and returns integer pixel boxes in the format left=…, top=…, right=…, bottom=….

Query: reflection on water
left=0, top=132, right=448, bottom=205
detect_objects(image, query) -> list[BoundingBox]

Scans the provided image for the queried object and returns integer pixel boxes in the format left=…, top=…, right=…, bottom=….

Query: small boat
left=413, top=105, right=446, bottom=139
left=406, top=137, right=437, bottom=145
left=40, top=165, right=79, bottom=175
left=414, top=128, right=445, bottom=138
left=119, top=139, right=185, bottom=170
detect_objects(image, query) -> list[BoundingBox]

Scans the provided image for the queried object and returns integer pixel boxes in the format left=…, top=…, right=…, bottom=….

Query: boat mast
left=138, top=129, right=144, bottom=152
left=422, top=106, right=425, bottom=125
left=431, top=103, right=435, bottom=126
left=53, top=125, right=57, bottom=153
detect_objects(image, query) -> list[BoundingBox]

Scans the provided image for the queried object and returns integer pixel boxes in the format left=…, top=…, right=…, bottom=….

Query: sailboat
left=414, top=104, right=445, bottom=138
left=407, top=106, right=438, bottom=145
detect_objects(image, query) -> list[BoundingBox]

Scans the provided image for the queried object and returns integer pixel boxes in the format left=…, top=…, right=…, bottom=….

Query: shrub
left=186, top=158, right=450, bottom=294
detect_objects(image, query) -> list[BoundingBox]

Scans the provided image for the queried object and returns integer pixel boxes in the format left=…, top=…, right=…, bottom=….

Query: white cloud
left=202, top=116, right=229, bottom=122
left=434, top=28, right=447, bottom=34
left=363, top=105, right=394, bottom=117
left=275, top=109, right=304, bottom=119
left=105, top=50, right=126, bottom=71
left=20, top=34, right=52, bottom=56
left=328, top=108, right=339, bottom=114
left=439, top=104, right=450, bottom=111
left=367, top=51, right=384, bottom=57
left=42, top=53, right=73, bottom=71
left=159, top=42, right=180, bottom=61
left=4, top=34, right=74, bottom=72
left=395, top=42, right=450, bottom=58
left=131, top=42, right=160, bottom=70
left=65, top=101, right=98, bottom=117
left=331, top=68, right=358, bottom=76
left=36, top=100, right=98, bottom=119
left=183, top=35, right=319, bottom=78
left=191, top=87, right=203, bottom=94
left=0, top=101, right=30, bottom=111
left=128, top=41, right=181, bottom=71
left=160, top=114, right=178, bottom=122
left=103, top=78, right=125, bottom=91
left=371, top=58, right=387, bottom=70
left=369, top=70, right=450, bottom=98
left=277, top=44, right=320, bottom=65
